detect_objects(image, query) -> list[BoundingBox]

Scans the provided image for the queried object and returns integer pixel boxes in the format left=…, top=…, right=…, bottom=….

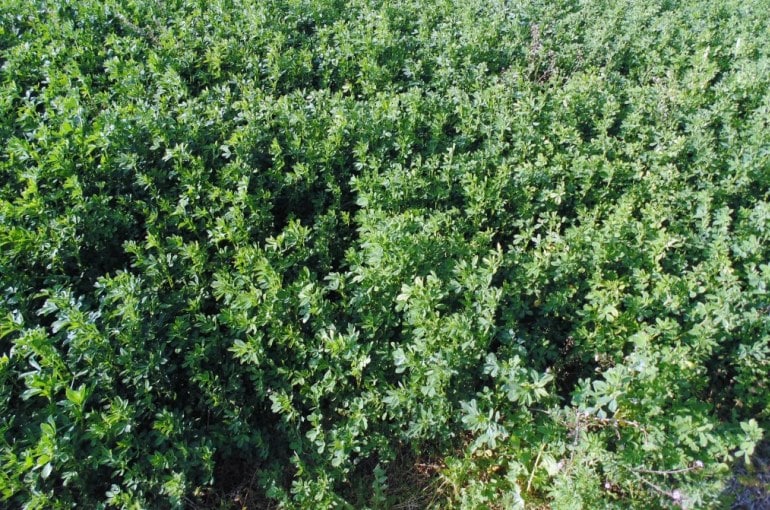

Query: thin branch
left=633, top=472, right=678, bottom=499
left=630, top=463, right=704, bottom=476
left=526, top=443, right=544, bottom=492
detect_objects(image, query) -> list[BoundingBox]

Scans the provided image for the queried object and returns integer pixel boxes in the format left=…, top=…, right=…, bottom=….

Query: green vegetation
left=1, top=0, right=769, bottom=507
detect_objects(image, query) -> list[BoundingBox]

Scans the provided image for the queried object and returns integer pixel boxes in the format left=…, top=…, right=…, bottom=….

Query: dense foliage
left=1, top=0, right=769, bottom=507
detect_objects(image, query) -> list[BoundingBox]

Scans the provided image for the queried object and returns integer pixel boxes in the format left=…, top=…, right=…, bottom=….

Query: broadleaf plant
left=1, top=0, right=768, bottom=508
